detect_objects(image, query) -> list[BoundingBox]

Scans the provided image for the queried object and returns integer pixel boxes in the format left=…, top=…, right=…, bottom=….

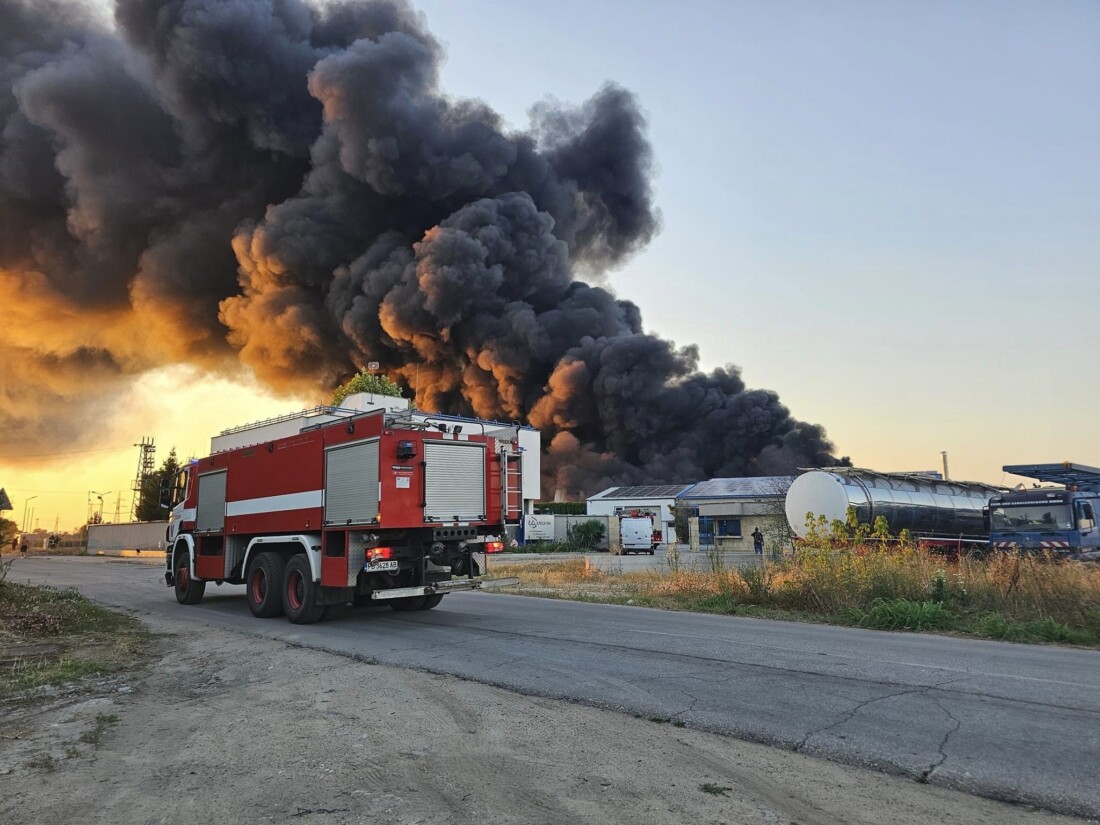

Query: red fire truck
left=164, top=398, right=526, bottom=623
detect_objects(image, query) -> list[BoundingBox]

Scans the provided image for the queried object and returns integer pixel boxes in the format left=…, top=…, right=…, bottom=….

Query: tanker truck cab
left=989, top=463, right=1100, bottom=555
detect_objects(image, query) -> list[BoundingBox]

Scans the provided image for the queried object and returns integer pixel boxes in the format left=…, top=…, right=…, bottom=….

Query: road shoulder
left=0, top=611, right=1075, bottom=825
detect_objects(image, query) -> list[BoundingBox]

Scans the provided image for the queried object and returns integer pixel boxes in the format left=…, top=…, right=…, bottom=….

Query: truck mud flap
left=370, top=577, right=519, bottom=601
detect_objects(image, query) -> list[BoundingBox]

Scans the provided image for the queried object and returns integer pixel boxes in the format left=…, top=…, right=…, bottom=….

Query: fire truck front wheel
left=282, top=555, right=325, bottom=624
left=247, top=552, right=286, bottom=619
left=174, top=551, right=205, bottom=606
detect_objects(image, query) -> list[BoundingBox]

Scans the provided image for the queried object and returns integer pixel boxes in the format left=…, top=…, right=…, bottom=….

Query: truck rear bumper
left=370, top=577, right=518, bottom=601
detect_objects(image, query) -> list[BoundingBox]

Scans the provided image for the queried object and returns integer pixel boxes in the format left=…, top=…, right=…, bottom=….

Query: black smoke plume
left=0, top=0, right=843, bottom=493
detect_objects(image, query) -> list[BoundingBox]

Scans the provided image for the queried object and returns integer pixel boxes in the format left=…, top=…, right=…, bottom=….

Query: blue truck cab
left=988, top=463, right=1100, bottom=557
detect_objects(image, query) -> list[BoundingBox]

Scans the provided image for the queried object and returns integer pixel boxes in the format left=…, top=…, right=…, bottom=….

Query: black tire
left=174, top=548, right=205, bottom=606
left=246, top=552, right=286, bottom=618
left=419, top=593, right=445, bottom=610
left=452, top=556, right=481, bottom=577
left=282, top=555, right=325, bottom=624
left=390, top=595, right=426, bottom=611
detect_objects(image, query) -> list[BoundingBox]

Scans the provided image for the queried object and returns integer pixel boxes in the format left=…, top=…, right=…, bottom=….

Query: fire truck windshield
left=990, top=503, right=1073, bottom=531
left=170, top=468, right=189, bottom=508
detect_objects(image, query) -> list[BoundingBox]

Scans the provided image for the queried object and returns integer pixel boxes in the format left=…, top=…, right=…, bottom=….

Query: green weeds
left=699, top=783, right=733, bottom=796
left=848, top=599, right=956, bottom=631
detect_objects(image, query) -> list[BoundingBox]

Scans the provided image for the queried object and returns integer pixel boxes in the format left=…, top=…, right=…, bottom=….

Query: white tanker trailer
left=785, top=468, right=1007, bottom=544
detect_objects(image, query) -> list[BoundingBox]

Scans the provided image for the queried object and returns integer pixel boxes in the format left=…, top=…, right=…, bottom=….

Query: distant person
left=751, top=527, right=764, bottom=555
left=19, top=537, right=29, bottom=559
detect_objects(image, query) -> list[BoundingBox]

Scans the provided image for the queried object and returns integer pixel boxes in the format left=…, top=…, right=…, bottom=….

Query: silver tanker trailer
left=785, top=468, right=1006, bottom=546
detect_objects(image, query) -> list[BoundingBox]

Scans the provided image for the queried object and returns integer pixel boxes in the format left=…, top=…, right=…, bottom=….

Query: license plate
left=365, top=560, right=399, bottom=572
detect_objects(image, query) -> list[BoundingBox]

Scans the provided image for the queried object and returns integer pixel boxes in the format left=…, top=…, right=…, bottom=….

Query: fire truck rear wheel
left=282, top=555, right=325, bottom=624
left=419, top=594, right=445, bottom=610
left=174, top=550, right=205, bottom=606
left=247, top=552, right=286, bottom=618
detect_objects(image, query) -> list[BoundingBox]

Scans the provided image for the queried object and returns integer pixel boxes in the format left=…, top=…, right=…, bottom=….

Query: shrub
left=567, top=520, right=606, bottom=550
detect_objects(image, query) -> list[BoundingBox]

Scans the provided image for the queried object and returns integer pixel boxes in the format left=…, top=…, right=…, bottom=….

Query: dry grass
left=491, top=547, right=1100, bottom=646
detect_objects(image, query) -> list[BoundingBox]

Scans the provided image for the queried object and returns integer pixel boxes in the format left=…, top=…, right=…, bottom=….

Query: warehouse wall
left=87, top=522, right=168, bottom=553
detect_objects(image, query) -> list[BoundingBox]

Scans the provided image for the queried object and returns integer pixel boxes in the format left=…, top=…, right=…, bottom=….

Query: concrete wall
left=523, top=515, right=611, bottom=548
left=87, top=522, right=168, bottom=553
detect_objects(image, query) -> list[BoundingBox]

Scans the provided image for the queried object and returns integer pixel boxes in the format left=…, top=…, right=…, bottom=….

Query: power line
left=1, top=445, right=132, bottom=460
left=3, top=487, right=113, bottom=495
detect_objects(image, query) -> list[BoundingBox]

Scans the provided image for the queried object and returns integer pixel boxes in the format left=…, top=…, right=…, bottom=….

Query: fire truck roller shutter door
left=325, top=439, right=380, bottom=525
left=424, top=442, right=486, bottom=521
left=196, top=471, right=227, bottom=532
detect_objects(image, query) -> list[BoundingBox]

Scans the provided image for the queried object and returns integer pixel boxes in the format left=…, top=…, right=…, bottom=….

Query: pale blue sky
left=415, top=0, right=1100, bottom=483
left=11, top=0, right=1100, bottom=530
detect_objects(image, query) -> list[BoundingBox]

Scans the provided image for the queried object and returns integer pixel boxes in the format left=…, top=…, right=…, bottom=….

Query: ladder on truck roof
left=502, top=453, right=522, bottom=522
left=1003, top=463, right=1100, bottom=489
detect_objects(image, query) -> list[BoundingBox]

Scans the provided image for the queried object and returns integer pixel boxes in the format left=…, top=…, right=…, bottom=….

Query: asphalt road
left=10, top=556, right=1100, bottom=818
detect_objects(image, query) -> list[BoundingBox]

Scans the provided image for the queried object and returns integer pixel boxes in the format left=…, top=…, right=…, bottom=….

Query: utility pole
left=22, top=495, right=38, bottom=532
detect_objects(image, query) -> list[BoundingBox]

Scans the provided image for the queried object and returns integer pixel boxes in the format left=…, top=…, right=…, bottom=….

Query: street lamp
left=90, top=490, right=111, bottom=524
left=22, top=496, right=38, bottom=533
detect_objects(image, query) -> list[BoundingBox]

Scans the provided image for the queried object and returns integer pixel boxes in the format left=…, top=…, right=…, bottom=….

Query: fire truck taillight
left=369, top=546, right=394, bottom=560
left=485, top=540, right=504, bottom=554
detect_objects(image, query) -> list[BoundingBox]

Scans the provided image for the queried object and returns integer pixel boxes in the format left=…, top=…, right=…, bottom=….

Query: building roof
left=588, top=484, right=694, bottom=500
left=677, top=476, right=796, bottom=500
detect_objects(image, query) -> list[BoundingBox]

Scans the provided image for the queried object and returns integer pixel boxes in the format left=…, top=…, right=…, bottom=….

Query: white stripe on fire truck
left=225, top=490, right=324, bottom=517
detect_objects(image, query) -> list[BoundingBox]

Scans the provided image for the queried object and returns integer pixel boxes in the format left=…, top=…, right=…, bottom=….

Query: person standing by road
left=751, top=527, right=764, bottom=555
left=19, top=537, right=29, bottom=559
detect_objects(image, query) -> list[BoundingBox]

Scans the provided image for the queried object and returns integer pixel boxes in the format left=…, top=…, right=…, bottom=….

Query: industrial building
left=676, top=477, right=796, bottom=549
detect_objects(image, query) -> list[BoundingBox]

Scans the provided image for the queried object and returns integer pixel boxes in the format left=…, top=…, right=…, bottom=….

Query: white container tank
left=785, top=469, right=1004, bottom=540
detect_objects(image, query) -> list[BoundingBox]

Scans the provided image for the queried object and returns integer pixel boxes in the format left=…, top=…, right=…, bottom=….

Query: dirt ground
left=0, top=614, right=1085, bottom=825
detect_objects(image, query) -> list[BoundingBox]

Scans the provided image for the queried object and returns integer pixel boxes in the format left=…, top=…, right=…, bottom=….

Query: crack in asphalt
left=672, top=692, right=701, bottom=720
left=485, top=654, right=531, bottom=673
left=795, top=677, right=964, bottom=754
left=921, top=697, right=962, bottom=783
